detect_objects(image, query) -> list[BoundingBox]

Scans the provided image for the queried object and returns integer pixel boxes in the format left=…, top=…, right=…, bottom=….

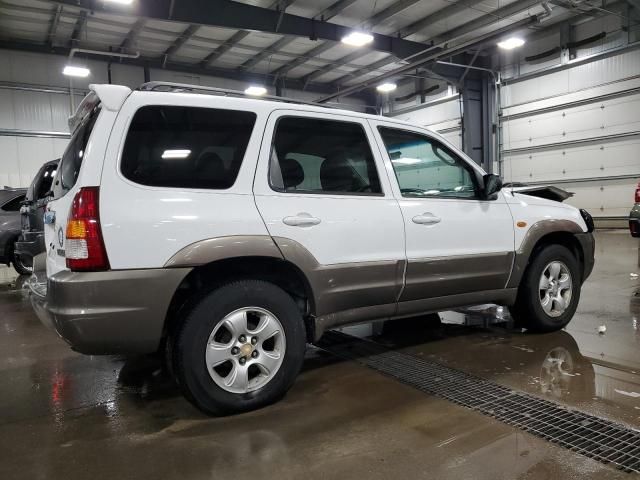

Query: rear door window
left=121, top=106, right=256, bottom=189
left=269, top=116, right=382, bottom=195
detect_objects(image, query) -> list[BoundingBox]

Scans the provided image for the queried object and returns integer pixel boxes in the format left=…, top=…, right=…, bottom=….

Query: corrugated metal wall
left=500, top=12, right=640, bottom=222
left=386, top=93, right=463, bottom=150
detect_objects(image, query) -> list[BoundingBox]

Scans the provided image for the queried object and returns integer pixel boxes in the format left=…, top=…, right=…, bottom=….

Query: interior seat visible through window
left=269, top=116, right=382, bottom=195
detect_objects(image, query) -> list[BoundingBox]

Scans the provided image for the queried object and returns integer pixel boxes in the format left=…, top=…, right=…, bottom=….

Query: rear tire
left=11, top=242, right=32, bottom=276
left=173, top=280, right=306, bottom=415
left=510, top=244, right=581, bottom=333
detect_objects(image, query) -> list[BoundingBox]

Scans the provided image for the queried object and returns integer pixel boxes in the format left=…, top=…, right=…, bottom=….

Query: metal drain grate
left=318, top=331, right=640, bottom=473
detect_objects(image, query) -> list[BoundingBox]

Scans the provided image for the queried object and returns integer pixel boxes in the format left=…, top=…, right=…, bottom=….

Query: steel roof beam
left=329, top=0, right=544, bottom=89
left=47, top=4, right=63, bottom=48
left=69, top=10, right=87, bottom=46
left=49, top=0, right=428, bottom=60
left=121, top=19, right=146, bottom=51
left=163, top=24, right=200, bottom=63
left=200, top=30, right=251, bottom=67
left=0, top=39, right=367, bottom=98
left=237, top=0, right=360, bottom=73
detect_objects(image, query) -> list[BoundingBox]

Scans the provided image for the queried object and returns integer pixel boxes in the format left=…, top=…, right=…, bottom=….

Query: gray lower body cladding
left=575, top=232, right=595, bottom=281
left=32, top=267, right=191, bottom=354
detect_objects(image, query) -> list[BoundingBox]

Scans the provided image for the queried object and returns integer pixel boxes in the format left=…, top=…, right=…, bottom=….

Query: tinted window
left=56, top=106, right=100, bottom=197
left=121, top=106, right=256, bottom=189
left=36, top=163, right=58, bottom=200
left=2, top=194, right=25, bottom=212
left=270, top=117, right=382, bottom=195
left=378, top=127, right=478, bottom=198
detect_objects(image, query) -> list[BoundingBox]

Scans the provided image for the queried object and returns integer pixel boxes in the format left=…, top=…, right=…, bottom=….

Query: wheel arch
left=508, top=220, right=585, bottom=288
left=163, top=254, right=317, bottom=345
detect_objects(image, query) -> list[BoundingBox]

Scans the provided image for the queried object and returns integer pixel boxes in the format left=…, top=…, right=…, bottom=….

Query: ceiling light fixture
left=245, top=86, right=267, bottom=96
left=341, top=31, right=374, bottom=47
left=497, top=37, right=525, bottom=50
left=105, top=0, right=134, bottom=5
left=63, top=65, right=90, bottom=77
left=376, top=82, right=397, bottom=93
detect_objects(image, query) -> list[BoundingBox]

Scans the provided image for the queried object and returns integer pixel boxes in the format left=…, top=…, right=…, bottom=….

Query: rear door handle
left=412, top=213, right=441, bottom=225
left=283, top=213, right=321, bottom=227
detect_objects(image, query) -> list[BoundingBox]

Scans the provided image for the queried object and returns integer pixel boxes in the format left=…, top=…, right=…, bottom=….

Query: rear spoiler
left=68, top=84, right=132, bottom=134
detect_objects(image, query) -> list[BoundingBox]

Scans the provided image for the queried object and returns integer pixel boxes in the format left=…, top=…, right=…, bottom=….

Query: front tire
left=511, top=244, right=581, bottom=333
left=173, top=280, right=306, bottom=415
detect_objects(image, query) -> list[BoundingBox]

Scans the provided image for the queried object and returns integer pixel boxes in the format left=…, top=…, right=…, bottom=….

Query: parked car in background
left=15, top=159, right=59, bottom=272
left=630, top=180, right=640, bottom=237
left=0, top=187, right=28, bottom=275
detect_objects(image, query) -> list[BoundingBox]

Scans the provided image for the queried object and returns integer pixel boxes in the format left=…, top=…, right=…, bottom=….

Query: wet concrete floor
left=0, top=230, right=638, bottom=479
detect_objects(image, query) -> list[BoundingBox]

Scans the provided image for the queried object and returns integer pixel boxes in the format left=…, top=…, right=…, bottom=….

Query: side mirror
left=483, top=174, right=503, bottom=198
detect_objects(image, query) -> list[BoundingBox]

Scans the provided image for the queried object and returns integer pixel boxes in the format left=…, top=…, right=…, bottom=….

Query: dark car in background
left=630, top=180, right=640, bottom=238
left=0, top=187, right=28, bottom=275
left=15, top=159, right=59, bottom=273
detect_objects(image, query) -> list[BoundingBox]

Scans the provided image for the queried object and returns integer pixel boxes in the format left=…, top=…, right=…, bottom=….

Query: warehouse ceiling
left=0, top=0, right=623, bottom=100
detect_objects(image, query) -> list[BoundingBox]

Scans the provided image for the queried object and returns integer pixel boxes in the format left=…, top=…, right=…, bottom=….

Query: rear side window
left=55, top=106, right=100, bottom=198
left=269, top=116, right=382, bottom=195
left=1, top=194, right=25, bottom=212
left=121, top=106, right=256, bottom=189
left=36, top=163, right=58, bottom=200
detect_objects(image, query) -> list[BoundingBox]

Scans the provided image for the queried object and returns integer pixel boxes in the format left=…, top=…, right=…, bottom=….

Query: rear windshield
left=54, top=106, right=100, bottom=198
left=121, top=106, right=256, bottom=189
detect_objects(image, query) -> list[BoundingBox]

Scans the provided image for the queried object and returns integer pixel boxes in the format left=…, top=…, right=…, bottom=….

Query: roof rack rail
left=137, top=81, right=367, bottom=113
left=139, top=81, right=323, bottom=107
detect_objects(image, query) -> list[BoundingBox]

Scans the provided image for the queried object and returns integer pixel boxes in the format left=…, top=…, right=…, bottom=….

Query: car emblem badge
left=58, top=227, right=64, bottom=247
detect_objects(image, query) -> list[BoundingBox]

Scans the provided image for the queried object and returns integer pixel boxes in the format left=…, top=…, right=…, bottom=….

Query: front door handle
left=283, top=213, right=321, bottom=227
left=412, top=212, right=441, bottom=225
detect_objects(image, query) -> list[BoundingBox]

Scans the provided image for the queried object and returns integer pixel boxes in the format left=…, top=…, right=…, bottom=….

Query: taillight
left=65, top=187, right=109, bottom=271
left=635, top=182, right=640, bottom=203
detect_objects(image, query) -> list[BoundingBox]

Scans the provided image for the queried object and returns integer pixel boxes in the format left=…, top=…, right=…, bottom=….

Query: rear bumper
left=30, top=263, right=191, bottom=355
left=575, top=232, right=595, bottom=282
left=14, top=231, right=44, bottom=259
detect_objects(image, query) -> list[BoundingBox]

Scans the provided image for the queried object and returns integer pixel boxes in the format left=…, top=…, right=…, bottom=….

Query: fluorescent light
left=161, top=149, right=191, bottom=159
left=497, top=37, right=525, bottom=50
left=341, top=31, right=374, bottom=47
left=63, top=65, right=90, bottom=77
left=245, top=86, right=267, bottom=96
left=392, top=157, right=421, bottom=165
left=105, top=0, right=133, bottom=4
left=376, top=82, right=397, bottom=93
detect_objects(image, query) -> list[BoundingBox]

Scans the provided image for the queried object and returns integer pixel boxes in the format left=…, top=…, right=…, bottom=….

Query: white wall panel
left=562, top=179, right=638, bottom=218
left=503, top=136, right=640, bottom=183
left=15, top=137, right=59, bottom=186
left=498, top=6, right=640, bottom=221
left=0, top=137, right=20, bottom=187
left=391, top=97, right=460, bottom=126
left=12, top=90, right=55, bottom=131
left=388, top=98, right=462, bottom=149
left=503, top=92, right=640, bottom=150
left=0, top=89, right=16, bottom=129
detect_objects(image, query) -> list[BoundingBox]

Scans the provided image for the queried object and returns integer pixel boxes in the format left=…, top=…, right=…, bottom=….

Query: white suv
left=30, top=82, right=595, bottom=415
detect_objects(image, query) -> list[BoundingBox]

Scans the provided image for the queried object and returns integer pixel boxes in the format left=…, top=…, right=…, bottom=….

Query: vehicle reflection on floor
left=340, top=229, right=640, bottom=427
